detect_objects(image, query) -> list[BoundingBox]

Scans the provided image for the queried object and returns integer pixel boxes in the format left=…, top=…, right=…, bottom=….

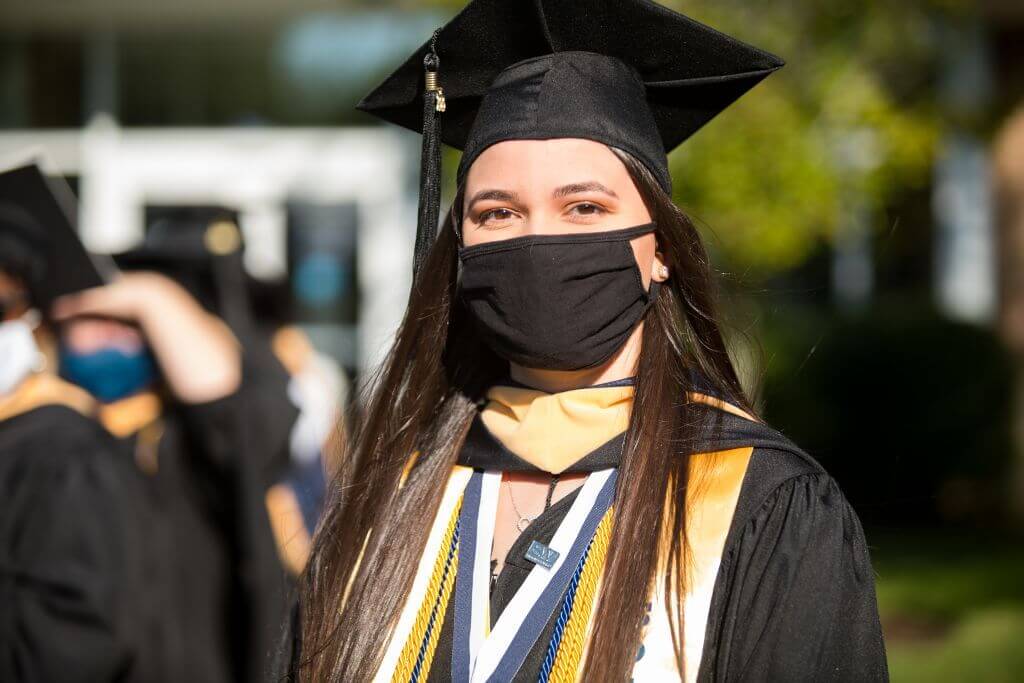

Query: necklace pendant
left=516, top=516, right=533, bottom=532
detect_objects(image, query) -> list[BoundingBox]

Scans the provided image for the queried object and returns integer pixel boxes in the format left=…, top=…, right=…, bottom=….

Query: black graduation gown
left=119, top=355, right=298, bottom=683
left=692, top=412, right=888, bottom=681
left=0, top=403, right=140, bottom=682
left=275, top=399, right=888, bottom=682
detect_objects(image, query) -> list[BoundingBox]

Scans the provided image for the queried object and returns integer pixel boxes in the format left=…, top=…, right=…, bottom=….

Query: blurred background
left=2, top=0, right=1023, bottom=679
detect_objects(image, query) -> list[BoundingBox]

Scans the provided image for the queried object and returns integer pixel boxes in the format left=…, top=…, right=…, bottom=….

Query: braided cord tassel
left=392, top=496, right=461, bottom=683
left=538, top=544, right=588, bottom=683
left=542, top=509, right=614, bottom=683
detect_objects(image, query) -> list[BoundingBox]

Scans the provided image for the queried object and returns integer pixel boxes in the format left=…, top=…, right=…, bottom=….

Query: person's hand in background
left=52, top=271, right=241, bottom=404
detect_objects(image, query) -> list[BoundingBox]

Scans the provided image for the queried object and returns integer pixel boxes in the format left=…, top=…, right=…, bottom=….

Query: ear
left=650, top=250, right=670, bottom=282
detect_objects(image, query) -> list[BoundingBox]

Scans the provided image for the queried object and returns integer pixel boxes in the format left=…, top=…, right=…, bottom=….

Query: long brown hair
left=297, top=147, right=756, bottom=681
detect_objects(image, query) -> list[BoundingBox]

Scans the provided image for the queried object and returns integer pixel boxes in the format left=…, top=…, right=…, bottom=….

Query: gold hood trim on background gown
left=0, top=372, right=96, bottom=421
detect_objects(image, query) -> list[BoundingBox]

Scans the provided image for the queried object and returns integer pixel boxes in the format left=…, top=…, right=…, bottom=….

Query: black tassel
left=414, top=34, right=445, bottom=279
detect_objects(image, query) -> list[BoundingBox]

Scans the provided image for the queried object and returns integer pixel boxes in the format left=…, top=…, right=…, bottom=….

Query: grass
left=886, top=609, right=1024, bottom=682
left=870, top=529, right=1024, bottom=682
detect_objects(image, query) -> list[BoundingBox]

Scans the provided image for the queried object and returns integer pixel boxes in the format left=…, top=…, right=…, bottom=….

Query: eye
left=568, top=202, right=606, bottom=217
left=478, top=207, right=517, bottom=224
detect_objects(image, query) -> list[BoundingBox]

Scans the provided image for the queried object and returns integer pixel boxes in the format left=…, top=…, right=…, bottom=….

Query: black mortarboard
left=356, top=0, right=785, bottom=274
left=112, top=205, right=255, bottom=335
left=0, top=163, right=107, bottom=311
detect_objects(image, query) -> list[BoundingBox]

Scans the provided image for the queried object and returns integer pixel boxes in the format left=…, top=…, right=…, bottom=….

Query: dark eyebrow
left=552, top=181, right=619, bottom=199
left=465, top=189, right=522, bottom=212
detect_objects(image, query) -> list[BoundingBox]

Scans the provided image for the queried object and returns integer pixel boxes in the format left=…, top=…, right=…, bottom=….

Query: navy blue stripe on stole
left=451, top=470, right=484, bottom=681
left=485, top=470, right=618, bottom=683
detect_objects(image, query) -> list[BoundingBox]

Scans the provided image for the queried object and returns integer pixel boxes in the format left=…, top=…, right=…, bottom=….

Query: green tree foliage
left=662, top=0, right=968, bottom=275
left=426, top=0, right=971, bottom=276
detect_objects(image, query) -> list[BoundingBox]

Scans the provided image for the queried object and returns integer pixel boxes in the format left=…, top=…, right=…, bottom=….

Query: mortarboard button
left=204, top=220, right=242, bottom=256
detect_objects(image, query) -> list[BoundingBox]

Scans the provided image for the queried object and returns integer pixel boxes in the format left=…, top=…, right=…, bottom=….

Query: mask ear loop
left=646, top=279, right=663, bottom=303
left=644, top=229, right=666, bottom=304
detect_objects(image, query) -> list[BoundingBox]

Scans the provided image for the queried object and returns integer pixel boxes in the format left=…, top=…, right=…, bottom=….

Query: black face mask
left=457, top=222, right=661, bottom=371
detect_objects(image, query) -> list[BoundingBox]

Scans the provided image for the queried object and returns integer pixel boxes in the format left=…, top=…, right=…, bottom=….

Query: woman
left=290, top=0, right=888, bottom=681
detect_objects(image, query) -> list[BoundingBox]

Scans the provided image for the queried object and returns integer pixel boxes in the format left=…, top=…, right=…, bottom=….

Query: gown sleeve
left=178, top=347, right=298, bottom=488
left=0, top=415, right=134, bottom=682
left=702, top=472, right=888, bottom=682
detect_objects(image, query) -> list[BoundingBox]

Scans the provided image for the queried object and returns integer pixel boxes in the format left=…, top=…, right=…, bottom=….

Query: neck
left=509, top=323, right=643, bottom=393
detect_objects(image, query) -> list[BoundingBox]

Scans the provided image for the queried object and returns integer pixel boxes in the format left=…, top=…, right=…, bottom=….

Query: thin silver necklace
left=505, top=474, right=560, bottom=532
left=493, top=473, right=562, bottom=592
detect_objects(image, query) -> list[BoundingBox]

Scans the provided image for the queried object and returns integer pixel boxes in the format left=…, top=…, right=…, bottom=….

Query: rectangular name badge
left=525, top=540, right=560, bottom=569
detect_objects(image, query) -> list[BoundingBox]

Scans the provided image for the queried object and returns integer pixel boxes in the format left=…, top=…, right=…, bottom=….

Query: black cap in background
left=0, top=163, right=107, bottom=311
left=112, top=205, right=254, bottom=336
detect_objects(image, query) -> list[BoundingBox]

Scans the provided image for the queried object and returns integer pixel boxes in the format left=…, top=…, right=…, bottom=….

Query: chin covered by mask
left=59, top=344, right=158, bottom=403
left=0, top=316, right=44, bottom=396
left=458, top=222, right=662, bottom=371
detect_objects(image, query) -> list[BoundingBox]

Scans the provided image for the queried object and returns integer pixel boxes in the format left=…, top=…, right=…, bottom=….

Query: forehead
left=464, top=138, right=632, bottom=192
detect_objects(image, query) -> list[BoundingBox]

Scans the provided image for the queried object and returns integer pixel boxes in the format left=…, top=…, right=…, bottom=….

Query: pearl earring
left=658, top=265, right=669, bottom=279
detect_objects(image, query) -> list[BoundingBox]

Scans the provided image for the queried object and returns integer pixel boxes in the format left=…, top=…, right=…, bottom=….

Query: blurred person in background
left=288, top=0, right=886, bottom=681
left=251, top=276, right=348, bottom=578
left=0, top=164, right=143, bottom=682
left=995, top=105, right=1024, bottom=519
left=53, top=204, right=300, bottom=682
left=113, top=206, right=345, bottom=579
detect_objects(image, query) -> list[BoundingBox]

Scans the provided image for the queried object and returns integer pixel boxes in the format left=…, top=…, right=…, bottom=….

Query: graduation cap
left=112, top=206, right=254, bottom=335
left=0, top=163, right=107, bottom=312
left=115, top=207, right=297, bottom=392
left=356, top=0, right=785, bottom=275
